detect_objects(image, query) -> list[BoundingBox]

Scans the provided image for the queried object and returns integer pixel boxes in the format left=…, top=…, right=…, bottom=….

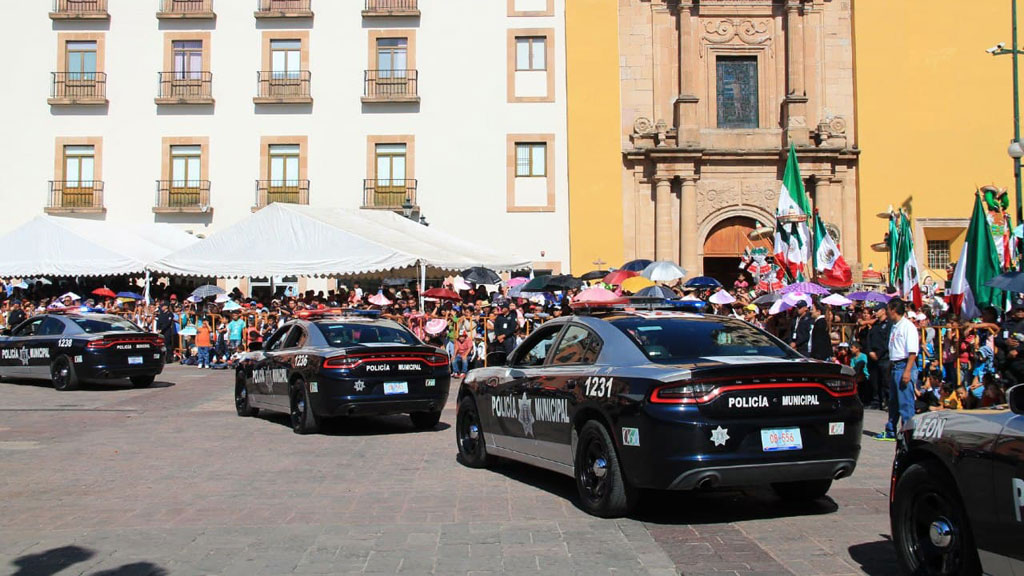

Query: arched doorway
left=702, top=216, right=759, bottom=285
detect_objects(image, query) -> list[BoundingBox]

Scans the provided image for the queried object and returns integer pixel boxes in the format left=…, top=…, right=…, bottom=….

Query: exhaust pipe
left=834, top=466, right=851, bottom=480
left=696, top=475, right=716, bottom=490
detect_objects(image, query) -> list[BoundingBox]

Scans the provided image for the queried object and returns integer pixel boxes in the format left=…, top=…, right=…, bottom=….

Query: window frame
left=715, top=54, right=760, bottom=130
left=548, top=324, right=602, bottom=367
left=510, top=324, right=565, bottom=368
left=515, top=142, right=547, bottom=178
left=63, top=144, right=96, bottom=187
left=515, top=36, right=546, bottom=71
left=507, top=28, right=555, bottom=103
left=926, top=239, right=952, bottom=271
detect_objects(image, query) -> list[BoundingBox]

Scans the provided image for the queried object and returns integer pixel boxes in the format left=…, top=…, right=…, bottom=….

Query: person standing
left=195, top=317, right=212, bottom=369
left=789, top=301, right=812, bottom=355
left=227, top=312, right=246, bottom=353
left=808, top=303, right=832, bottom=361
left=6, top=301, right=26, bottom=329
left=877, top=299, right=919, bottom=441
left=155, top=303, right=176, bottom=362
left=866, top=304, right=892, bottom=410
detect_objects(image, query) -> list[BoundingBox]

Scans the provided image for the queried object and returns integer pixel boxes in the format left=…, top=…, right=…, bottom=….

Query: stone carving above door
left=697, top=180, right=779, bottom=222
left=702, top=19, right=772, bottom=46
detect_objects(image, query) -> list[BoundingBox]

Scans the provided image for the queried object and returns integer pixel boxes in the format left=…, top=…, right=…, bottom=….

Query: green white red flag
left=949, top=193, right=1004, bottom=317
left=813, top=211, right=852, bottom=287
left=774, top=143, right=811, bottom=280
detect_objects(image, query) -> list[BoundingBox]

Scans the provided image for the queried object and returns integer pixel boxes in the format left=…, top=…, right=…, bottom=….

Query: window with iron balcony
left=47, top=181, right=105, bottom=214
left=50, top=0, right=109, bottom=20
left=255, top=0, right=313, bottom=18
left=157, top=0, right=215, bottom=19
left=362, top=0, right=419, bottom=18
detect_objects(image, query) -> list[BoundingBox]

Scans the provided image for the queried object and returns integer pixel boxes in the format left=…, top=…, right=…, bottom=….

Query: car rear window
left=316, top=323, right=419, bottom=347
left=70, top=315, right=143, bottom=334
left=609, top=316, right=794, bottom=363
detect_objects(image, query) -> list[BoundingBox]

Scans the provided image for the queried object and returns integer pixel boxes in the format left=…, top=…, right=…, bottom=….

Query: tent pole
left=143, top=270, right=151, bottom=306
left=419, top=262, right=426, bottom=313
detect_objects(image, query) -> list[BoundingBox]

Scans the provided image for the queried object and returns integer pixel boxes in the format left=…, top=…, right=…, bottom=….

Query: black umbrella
left=985, top=271, right=1024, bottom=293
left=461, top=267, right=501, bottom=285
left=752, top=292, right=781, bottom=305
left=620, top=259, right=653, bottom=272
left=521, top=274, right=583, bottom=293
left=579, top=270, right=609, bottom=281
left=684, top=276, right=723, bottom=289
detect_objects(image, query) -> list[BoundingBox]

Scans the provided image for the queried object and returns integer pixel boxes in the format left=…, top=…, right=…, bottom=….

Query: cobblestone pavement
left=0, top=366, right=899, bottom=575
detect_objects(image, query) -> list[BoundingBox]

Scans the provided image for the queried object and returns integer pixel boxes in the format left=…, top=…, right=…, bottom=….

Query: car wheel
left=771, top=479, right=833, bottom=502
left=574, top=420, right=638, bottom=518
left=410, top=409, right=442, bottom=430
left=290, top=379, right=320, bottom=435
left=456, top=396, right=492, bottom=468
left=130, top=375, right=155, bottom=388
left=51, top=357, right=79, bottom=391
left=235, top=375, right=258, bottom=417
left=892, top=463, right=981, bottom=576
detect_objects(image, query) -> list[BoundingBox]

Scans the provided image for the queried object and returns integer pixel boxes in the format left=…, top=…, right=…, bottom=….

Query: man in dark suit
left=790, top=301, right=812, bottom=355
left=155, top=302, right=176, bottom=362
left=867, top=304, right=892, bottom=409
left=808, top=302, right=832, bottom=361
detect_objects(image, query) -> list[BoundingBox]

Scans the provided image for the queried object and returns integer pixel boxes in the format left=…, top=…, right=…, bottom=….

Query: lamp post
left=401, top=196, right=414, bottom=220
left=991, top=0, right=1024, bottom=270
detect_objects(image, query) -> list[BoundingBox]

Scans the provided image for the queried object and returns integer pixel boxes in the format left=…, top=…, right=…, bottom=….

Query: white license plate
left=383, top=382, right=408, bottom=395
left=128, top=356, right=143, bottom=365
left=761, top=427, right=803, bottom=452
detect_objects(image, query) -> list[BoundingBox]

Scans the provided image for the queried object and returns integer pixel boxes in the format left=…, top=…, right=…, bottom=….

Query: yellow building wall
left=565, top=0, right=624, bottom=274
left=854, top=0, right=1021, bottom=281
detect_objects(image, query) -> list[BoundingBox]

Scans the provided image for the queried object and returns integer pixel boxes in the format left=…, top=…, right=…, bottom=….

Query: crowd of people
left=0, top=272, right=1018, bottom=433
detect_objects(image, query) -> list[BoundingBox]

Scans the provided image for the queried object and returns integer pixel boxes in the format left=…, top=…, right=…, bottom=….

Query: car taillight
left=425, top=353, right=449, bottom=366
left=86, top=338, right=112, bottom=349
left=323, top=356, right=357, bottom=369
left=650, top=381, right=717, bottom=404
left=823, top=378, right=856, bottom=395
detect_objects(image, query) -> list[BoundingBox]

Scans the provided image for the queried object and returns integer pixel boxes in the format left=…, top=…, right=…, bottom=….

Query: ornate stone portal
left=619, top=0, right=859, bottom=278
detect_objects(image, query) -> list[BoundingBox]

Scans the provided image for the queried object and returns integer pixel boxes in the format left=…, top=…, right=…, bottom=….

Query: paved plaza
left=0, top=365, right=898, bottom=576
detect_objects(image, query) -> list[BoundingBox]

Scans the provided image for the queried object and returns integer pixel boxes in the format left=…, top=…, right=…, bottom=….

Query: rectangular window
left=927, top=240, right=951, bottom=270
left=170, top=145, right=201, bottom=186
left=377, top=38, right=408, bottom=77
left=375, top=144, right=407, bottom=187
left=270, top=39, right=301, bottom=79
left=716, top=56, right=758, bottom=129
left=515, top=37, right=546, bottom=71
left=64, top=145, right=95, bottom=187
left=515, top=143, right=546, bottom=177
left=172, top=40, right=203, bottom=80
left=66, top=41, right=97, bottom=80
left=269, top=144, right=300, bottom=186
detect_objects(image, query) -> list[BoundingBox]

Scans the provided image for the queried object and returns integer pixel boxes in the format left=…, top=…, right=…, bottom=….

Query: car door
left=989, top=408, right=1024, bottom=574
left=30, top=317, right=67, bottom=378
left=252, top=325, right=291, bottom=409
left=488, top=324, right=565, bottom=452
left=272, top=325, right=308, bottom=400
left=2, top=317, right=46, bottom=378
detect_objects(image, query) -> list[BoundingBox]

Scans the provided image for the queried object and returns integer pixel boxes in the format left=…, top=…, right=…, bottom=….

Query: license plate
left=128, top=356, right=143, bottom=365
left=383, top=382, right=408, bottom=395
left=761, top=427, right=803, bottom=452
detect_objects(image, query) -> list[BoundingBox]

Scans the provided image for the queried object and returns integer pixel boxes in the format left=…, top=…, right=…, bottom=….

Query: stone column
left=651, top=3, right=675, bottom=129
left=840, top=175, right=859, bottom=264
left=680, top=177, right=699, bottom=274
left=784, top=1, right=809, bottom=145
left=810, top=176, right=830, bottom=224
left=655, top=175, right=674, bottom=262
left=674, top=1, right=699, bottom=144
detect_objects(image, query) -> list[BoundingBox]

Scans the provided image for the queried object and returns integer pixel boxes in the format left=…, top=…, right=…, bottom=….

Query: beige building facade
left=617, top=0, right=859, bottom=280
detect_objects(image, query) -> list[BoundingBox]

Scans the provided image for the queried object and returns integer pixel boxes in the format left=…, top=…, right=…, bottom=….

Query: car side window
left=282, top=327, right=306, bottom=349
left=512, top=326, right=563, bottom=368
left=38, top=318, right=66, bottom=337
left=12, top=318, right=45, bottom=337
left=549, top=325, right=602, bottom=366
left=265, top=326, right=291, bottom=352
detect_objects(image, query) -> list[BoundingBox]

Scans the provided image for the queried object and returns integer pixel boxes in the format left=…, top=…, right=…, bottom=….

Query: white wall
left=0, top=0, right=569, bottom=271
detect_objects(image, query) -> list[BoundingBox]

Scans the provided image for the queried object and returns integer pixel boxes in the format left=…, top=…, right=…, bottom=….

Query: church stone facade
left=618, top=0, right=859, bottom=278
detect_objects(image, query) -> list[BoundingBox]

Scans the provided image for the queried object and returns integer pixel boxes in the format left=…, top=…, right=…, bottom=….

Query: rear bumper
left=667, top=458, right=858, bottom=490
left=309, top=374, right=450, bottom=418
left=78, top=363, right=165, bottom=381
left=320, top=398, right=447, bottom=417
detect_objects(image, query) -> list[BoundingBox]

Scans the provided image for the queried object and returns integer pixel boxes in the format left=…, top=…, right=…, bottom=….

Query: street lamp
left=990, top=0, right=1024, bottom=270
left=401, top=196, right=414, bottom=220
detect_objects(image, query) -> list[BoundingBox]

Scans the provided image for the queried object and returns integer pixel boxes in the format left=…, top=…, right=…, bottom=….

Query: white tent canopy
left=150, top=203, right=531, bottom=278
left=0, top=215, right=199, bottom=277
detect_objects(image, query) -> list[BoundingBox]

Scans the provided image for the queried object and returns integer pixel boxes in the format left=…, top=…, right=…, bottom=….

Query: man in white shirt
left=877, top=298, right=919, bottom=440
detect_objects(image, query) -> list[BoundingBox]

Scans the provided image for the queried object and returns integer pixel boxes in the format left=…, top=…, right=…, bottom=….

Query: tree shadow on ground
left=0, top=378, right=174, bottom=391
left=9, top=545, right=168, bottom=576
left=848, top=538, right=900, bottom=576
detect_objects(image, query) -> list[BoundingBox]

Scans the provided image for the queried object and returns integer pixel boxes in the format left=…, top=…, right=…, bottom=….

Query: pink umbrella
left=506, top=277, right=529, bottom=287
left=368, top=292, right=391, bottom=306
left=425, top=318, right=448, bottom=336
left=572, top=286, right=625, bottom=305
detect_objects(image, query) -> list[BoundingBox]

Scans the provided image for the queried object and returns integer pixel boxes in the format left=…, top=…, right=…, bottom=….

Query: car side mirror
left=1009, top=384, right=1024, bottom=416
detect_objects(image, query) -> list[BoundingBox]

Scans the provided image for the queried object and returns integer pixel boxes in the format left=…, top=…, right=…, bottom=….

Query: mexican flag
left=949, top=194, right=1004, bottom=318
left=813, top=211, right=852, bottom=287
left=887, top=210, right=901, bottom=287
left=895, top=212, right=922, bottom=307
left=774, top=143, right=812, bottom=280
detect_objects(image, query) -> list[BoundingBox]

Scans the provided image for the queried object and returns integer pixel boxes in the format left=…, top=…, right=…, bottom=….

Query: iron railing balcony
left=363, top=179, right=417, bottom=210
left=157, top=0, right=215, bottom=19
left=255, top=0, right=313, bottom=18
left=254, top=180, right=309, bottom=209
left=49, top=72, right=107, bottom=106
left=47, top=181, right=105, bottom=214
left=363, top=69, right=419, bottom=103
left=362, top=0, right=419, bottom=17
left=156, top=72, right=214, bottom=105
left=50, top=0, right=109, bottom=19
left=154, top=180, right=212, bottom=214
left=254, top=70, right=313, bottom=104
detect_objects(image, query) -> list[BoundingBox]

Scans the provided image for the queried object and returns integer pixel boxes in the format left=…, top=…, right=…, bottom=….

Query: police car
left=0, top=312, right=165, bottom=390
left=455, top=306, right=863, bottom=517
left=234, top=309, right=451, bottom=434
left=890, top=385, right=1024, bottom=576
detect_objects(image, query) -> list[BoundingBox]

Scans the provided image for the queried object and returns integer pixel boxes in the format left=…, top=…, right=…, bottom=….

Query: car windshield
left=317, top=322, right=419, bottom=347
left=609, top=316, right=794, bottom=363
left=69, top=315, right=143, bottom=334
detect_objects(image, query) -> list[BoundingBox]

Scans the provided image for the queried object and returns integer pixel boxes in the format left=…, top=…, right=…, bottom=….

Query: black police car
left=455, top=308, right=864, bottom=517
left=0, top=312, right=165, bottom=390
left=234, top=309, right=451, bottom=434
left=890, top=385, right=1024, bottom=576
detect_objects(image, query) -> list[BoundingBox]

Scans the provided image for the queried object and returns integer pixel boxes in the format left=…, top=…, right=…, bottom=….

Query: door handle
left=566, top=379, right=578, bottom=390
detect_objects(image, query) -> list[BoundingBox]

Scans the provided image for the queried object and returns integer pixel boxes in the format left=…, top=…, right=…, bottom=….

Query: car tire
left=892, top=462, right=981, bottom=576
left=771, top=479, right=833, bottom=502
left=456, top=396, right=493, bottom=468
left=574, top=420, right=638, bottom=518
left=290, top=379, right=320, bottom=435
left=51, top=356, right=79, bottom=391
left=410, top=409, right=442, bottom=430
left=130, top=375, right=155, bottom=388
left=235, top=375, right=258, bottom=417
